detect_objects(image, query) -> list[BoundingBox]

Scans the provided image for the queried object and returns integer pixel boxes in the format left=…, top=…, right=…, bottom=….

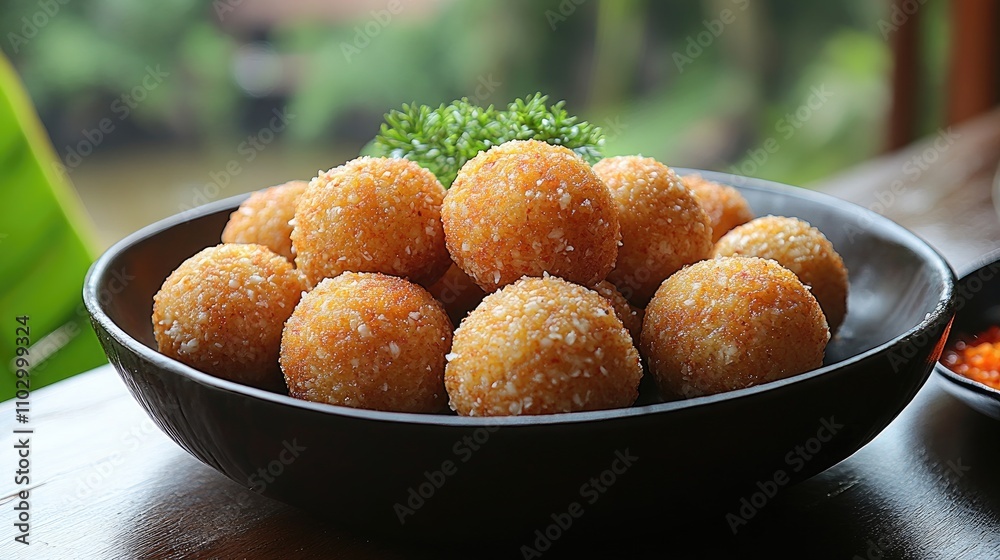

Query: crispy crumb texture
left=682, top=174, right=755, bottom=243
left=641, top=257, right=829, bottom=400
left=713, top=215, right=848, bottom=333
left=152, top=243, right=306, bottom=390
left=292, top=157, right=452, bottom=288
left=445, top=275, right=642, bottom=416
left=280, top=272, right=452, bottom=413
left=442, top=139, right=620, bottom=292
left=221, top=180, right=308, bottom=261
left=594, top=156, right=713, bottom=307
left=592, top=280, right=643, bottom=347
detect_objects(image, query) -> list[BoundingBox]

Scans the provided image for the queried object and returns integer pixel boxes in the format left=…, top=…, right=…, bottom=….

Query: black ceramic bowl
left=934, top=250, right=1000, bottom=421
left=84, top=170, right=955, bottom=543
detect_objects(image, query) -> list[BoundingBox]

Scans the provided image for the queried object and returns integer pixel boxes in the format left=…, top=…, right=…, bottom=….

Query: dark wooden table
left=4, top=110, right=1000, bottom=559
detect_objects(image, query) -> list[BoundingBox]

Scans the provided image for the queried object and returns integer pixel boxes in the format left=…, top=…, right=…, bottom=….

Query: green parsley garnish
left=370, top=93, right=605, bottom=187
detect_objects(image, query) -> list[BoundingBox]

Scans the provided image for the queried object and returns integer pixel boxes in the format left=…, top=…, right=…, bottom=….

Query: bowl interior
left=89, top=171, right=953, bottom=419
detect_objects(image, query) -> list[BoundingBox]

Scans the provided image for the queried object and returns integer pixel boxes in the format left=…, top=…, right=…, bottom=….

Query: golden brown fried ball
left=682, top=174, right=754, bottom=243
left=712, top=216, right=848, bottom=334
left=442, top=140, right=620, bottom=293
left=641, top=257, right=829, bottom=400
left=221, top=180, right=307, bottom=261
left=445, top=276, right=642, bottom=416
left=592, top=280, right=643, bottom=347
left=593, top=156, right=713, bottom=307
left=292, top=157, right=451, bottom=288
left=280, top=272, right=452, bottom=413
left=426, top=263, right=487, bottom=326
left=152, top=244, right=306, bottom=390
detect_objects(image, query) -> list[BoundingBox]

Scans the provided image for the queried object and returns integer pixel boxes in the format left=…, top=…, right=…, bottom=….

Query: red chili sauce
left=942, top=326, right=1000, bottom=390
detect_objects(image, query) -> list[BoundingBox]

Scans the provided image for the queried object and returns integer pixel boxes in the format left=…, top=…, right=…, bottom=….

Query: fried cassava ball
left=280, top=272, right=452, bottom=413
left=682, top=174, right=754, bottom=243
left=442, top=140, right=620, bottom=293
left=221, top=180, right=307, bottom=261
left=445, top=275, right=642, bottom=416
left=592, top=280, right=643, bottom=347
left=713, top=216, right=848, bottom=334
left=594, top=156, right=713, bottom=307
left=292, top=157, right=451, bottom=288
left=641, top=257, right=829, bottom=400
left=152, top=243, right=306, bottom=390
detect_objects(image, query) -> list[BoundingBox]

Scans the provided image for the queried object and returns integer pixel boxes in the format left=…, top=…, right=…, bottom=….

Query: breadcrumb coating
left=221, top=180, right=308, bottom=261
left=594, top=156, right=713, bottom=307
left=592, top=280, right=643, bottom=347
left=152, top=244, right=306, bottom=390
left=712, top=216, right=848, bottom=334
left=445, top=276, right=642, bottom=416
left=682, top=174, right=754, bottom=243
left=292, top=157, right=452, bottom=288
left=641, top=257, right=829, bottom=400
left=280, top=272, right=452, bottom=413
left=442, top=140, right=620, bottom=293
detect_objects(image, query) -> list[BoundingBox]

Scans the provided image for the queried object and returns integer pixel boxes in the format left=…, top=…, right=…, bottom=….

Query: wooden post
left=886, top=0, right=921, bottom=152
left=947, top=0, right=1000, bottom=126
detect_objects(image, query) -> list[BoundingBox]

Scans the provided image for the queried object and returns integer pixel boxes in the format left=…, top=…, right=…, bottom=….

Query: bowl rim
left=936, top=365, right=1000, bottom=399
left=933, top=248, right=1000, bottom=399
left=84, top=170, right=957, bottom=427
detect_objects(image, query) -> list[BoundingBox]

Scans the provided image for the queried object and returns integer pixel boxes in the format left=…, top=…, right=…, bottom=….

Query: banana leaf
left=0, top=53, right=107, bottom=401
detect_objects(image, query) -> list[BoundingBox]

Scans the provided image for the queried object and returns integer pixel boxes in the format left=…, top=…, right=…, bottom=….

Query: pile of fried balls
left=152, top=139, right=848, bottom=415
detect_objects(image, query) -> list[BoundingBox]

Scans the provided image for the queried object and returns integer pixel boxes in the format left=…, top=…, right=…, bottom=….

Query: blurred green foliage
left=0, top=53, right=107, bottom=397
left=1, top=0, right=948, bottom=185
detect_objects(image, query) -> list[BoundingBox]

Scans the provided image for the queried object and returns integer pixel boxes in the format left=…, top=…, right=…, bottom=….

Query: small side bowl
left=935, top=249, right=1000, bottom=420
left=84, top=171, right=955, bottom=541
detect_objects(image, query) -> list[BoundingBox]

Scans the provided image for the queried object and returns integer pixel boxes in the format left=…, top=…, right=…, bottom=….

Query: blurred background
left=2, top=0, right=998, bottom=395
left=1, top=0, right=969, bottom=248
